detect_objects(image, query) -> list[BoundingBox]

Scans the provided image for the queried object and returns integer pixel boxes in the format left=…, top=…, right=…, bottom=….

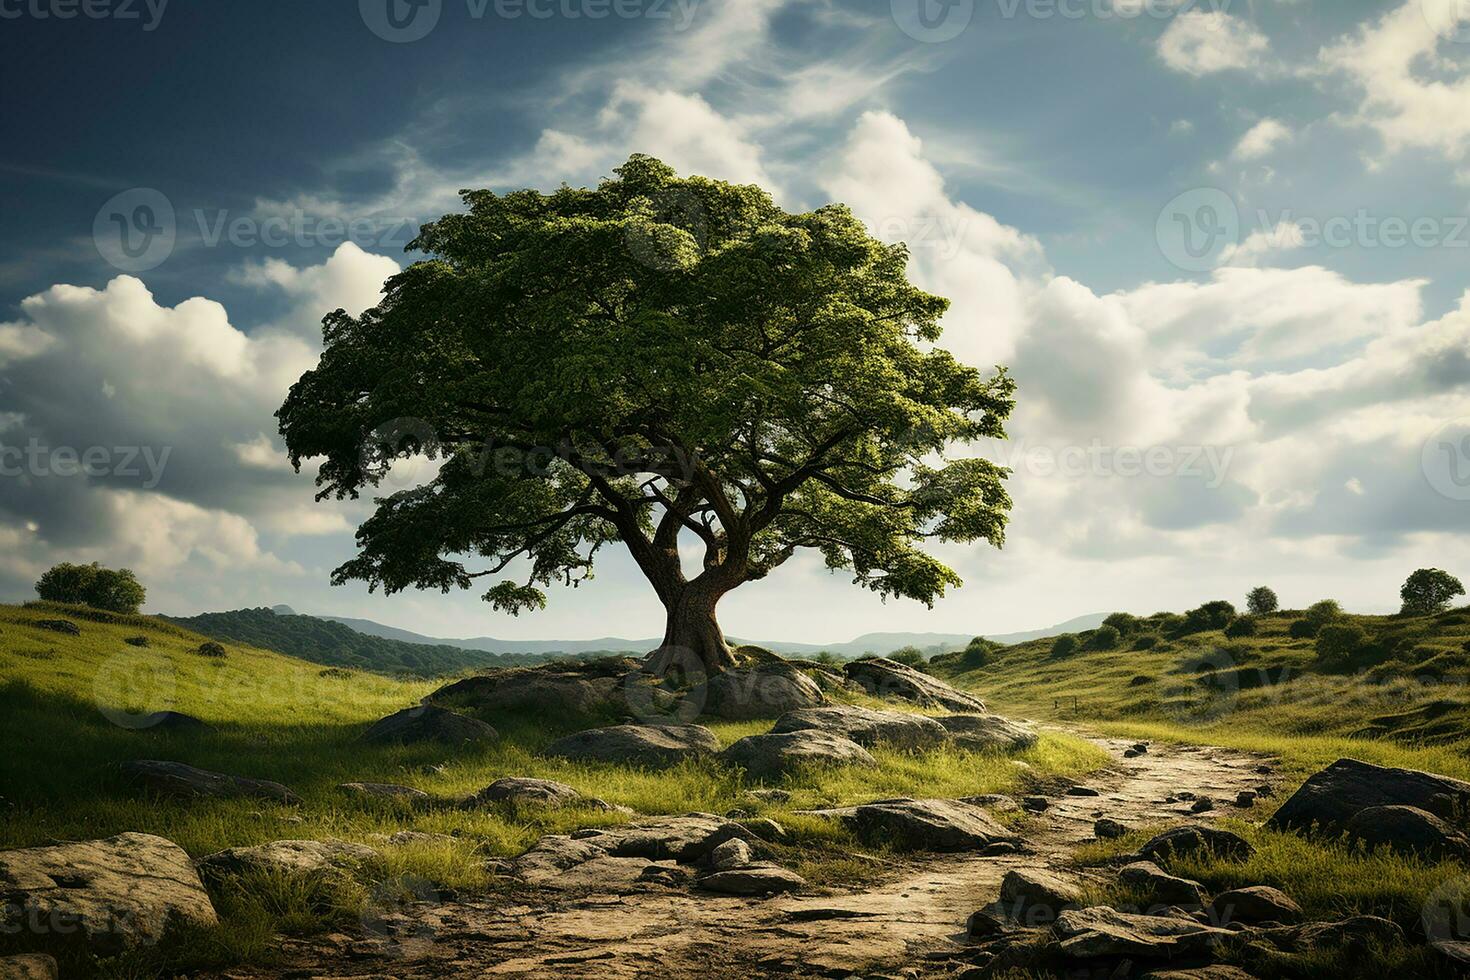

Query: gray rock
left=706, top=665, right=825, bottom=720
left=697, top=863, right=805, bottom=895
left=197, top=838, right=379, bottom=880
left=1252, top=914, right=1403, bottom=952
left=720, top=729, right=876, bottom=778
left=842, top=658, right=987, bottom=711
left=1190, top=797, right=1215, bottom=813
left=1137, top=825, right=1254, bottom=866
left=1344, top=805, right=1470, bottom=860
left=337, top=782, right=429, bottom=802
left=542, top=724, right=719, bottom=767
left=821, top=798, right=1019, bottom=852
left=706, top=838, right=752, bottom=871
left=0, top=833, right=217, bottom=957
left=1210, top=885, right=1303, bottom=925
left=1118, top=861, right=1207, bottom=909
left=576, top=814, right=754, bottom=862
left=1235, top=790, right=1257, bottom=808
left=770, top=705, right=949, bottom=750
left=937, top=714, right=1039, bottom=752
left=1052, top=906, right=1235, bottom=959
left=466, top=776, right=584, bottom=809
left=1022, top=796, right=1050, bottom=812
left=429, top=666, right=627, bottom=714
left=357, top=705, right=498, bottom=746
left=999, top=868, right=1083, bottom=921
left=747, top=788, right=792, bottom=804
left=1267, top=758, right=1470, bottom=836
left=508, top=835, right=610, bottom=884
left=1067, top=786, right=1102, bottom=797
left=118, top=760, right=298, bottom=804
left=1094, top=817, right=1128, bottom=839
left=0, top=955, right=57, bottom=980
left=32, top=619, right=79, bottom=636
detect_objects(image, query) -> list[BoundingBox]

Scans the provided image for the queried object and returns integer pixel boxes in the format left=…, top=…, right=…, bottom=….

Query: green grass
left=0, top=601, right=1104, bottom=977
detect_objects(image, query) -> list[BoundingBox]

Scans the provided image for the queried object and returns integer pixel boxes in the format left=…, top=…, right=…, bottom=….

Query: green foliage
left=1246, top=585, right=1279, bottom=616
left=1051, top=634, right=1080, bottom=658
left=1175, top=600, right=1236, bottom=636
left=196, top=640, right=228, bottom=658
left=1401, top=568, right=1466, bottom=616
left=1088, top=624, right=1122, bottom=650
left=1307, top=599, right=1343, bottom=627
left=1224, top=615, right=1258, bottom=639
left=1315, top=622, right=1374, bottom=669
left=887, top=646, right=928, bottom=669
left=276, top=156, right=1016, bottom=667
left=34, top=562, right=145, bottom=614
left=1131, top=634, right=1159, bottom=651
left=1102, top=612, right=1139, bottom=635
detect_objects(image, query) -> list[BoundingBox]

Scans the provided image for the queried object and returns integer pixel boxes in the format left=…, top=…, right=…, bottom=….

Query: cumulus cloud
left=1158, top=11, right=1270, bottom=76
left=1233, top=118, right=1291, bottom=160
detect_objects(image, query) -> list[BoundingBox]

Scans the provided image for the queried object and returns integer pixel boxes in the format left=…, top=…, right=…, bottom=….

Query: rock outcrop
left=842, top=658, right=987, bottom=712
left=357, top=705, right=498, bottom=746
left=719, top=730, right=876, bottom=778
left=706, top=665, right=825, bottom=720
left=770, top=705, right=949, bottom=750
left=118, top=760, right=298, bottom=804
left=1267, top=758, right=1470, bottom=836
left=541, top=724, right=719, bottom=767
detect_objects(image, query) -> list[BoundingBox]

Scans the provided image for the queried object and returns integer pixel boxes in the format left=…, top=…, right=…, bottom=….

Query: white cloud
left=1233, top=118, right=1291, bottom=160
left=1158, top=11, right=1270, bottom=76
left=1219, top=219, right=1306, bottom=266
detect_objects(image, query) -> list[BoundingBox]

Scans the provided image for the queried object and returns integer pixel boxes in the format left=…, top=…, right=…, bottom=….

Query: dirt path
left=218, top=736, right=1273, bottom=980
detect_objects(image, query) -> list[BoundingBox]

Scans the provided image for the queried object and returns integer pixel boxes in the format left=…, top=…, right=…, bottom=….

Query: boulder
left=1252, top=915, right=1403, bottom=953
left=1052, top=906, right=1235, bottom=960
left=770, top=705, right=948, bottom=750
left=0, top=955, right=57, bottom=980
left=697, top=863, right=805, bottom=896
left=819, top=798, right=1018, bottom=852
left=1095, top=818, right=1128, bottom=840
left=357, top=705, right=498, bottom=746
left=574, top=814, right=754, bottom=862
left=1137, top=825, right=1254, bottom=866
left=1118, top=861, right=1207, bottom=909
left=0, top=833, right=217, bottom=957
left=196, top=838, right=379, bottom=880
left=508, top=835, right=610, bottom=885
left=1267, top=758, right=1470, bottom=835
left=542, top=724, right=718, bottom=767
left=428, top=666, right=626, bottom=715
left=1210, top=885, right=1302, bottom=925
left=842, top=658, right=987, bottom=711
left=719, top=730, right=876, bottom=778
left=706, top=665, right=825, bottom=720
left=706, top=838, right=752, bottom=871
left=936, top=714, right=1039, bottom=752
left=466, top=776, right=584, bottom=809
left=32, top=620, right=78, bottom=636
left=1344, top=805, right=1470, bottom=860
left=118, top=760, right=298, bottom=804
left=998, top=868, right=1083, bottom=921
left=337, top=782, right=429, bottom=802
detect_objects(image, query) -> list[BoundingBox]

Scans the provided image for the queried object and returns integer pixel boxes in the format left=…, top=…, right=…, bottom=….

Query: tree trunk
left=645, top=587, right=736, bottom=678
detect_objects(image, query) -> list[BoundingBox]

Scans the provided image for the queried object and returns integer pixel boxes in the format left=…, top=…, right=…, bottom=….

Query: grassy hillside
left=167, top=607, right=618, bottom=678
left=0, top=601, right=1105, bottom=977
left=933, top=601, right=1470, bottom=783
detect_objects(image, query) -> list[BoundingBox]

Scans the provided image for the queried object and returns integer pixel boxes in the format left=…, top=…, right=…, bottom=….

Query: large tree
left=278, top=156, right=1016, bottom=674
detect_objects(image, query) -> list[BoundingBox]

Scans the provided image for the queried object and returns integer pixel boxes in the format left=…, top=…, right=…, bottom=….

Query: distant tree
left=1306, top=599, right=1342, bottom=629
left=1051, top=634, right=1079, bottom=658
left=889, top=646, right=929, bottom=669
left=1246, top=586, right=1279, bottom=616
left=1088, top=624, right=1122, bottom=650
left=1401, top=569, right=1466, bottom=616
left=1179, top=600, right=1236, bottom=635
left=1102, top=612, right=1138, bottom=635
left=1315, top=623, right=1369, bottom=669
left=35, top=562, right=145, bottom=614
left=277, top=155, right=1017, bottom=676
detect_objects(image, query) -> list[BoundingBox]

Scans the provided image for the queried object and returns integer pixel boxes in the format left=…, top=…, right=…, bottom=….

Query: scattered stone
left=724, top=808, right=752, bottom=819
left=123, top=636, right=149, bottom=647
left=1140, top=968, right=1257, bottom=980
left=1210, top=885, right=1303, bottom=925
left=966, top=907, right=1008, bottom=938
left=697, top=863, right=805, bottom=896
left=738, top=817, right=786, bottom=842
left=1254, top=783, right=1274, bottom=797
left=1052, top=906, right=1235, bottom=960
left=1190, top=797, right=1215, bottom=813
left=378, top=830, right=456, bottom=847
left=357, top=705, right=498, bottom=746
left=982, top=842, right=1020, bottom=856
left=1094, top=817, right=1128, bottom=840
left=1234, top=790, right=1257, bottom=809
left=820, top=798, right=1019, bottom=852
left=119, top=760, right=298, bottom=804
left=542, top=724, right=718, bottom=768
left=576, top=814, right=754, bottom=862
left=1067, top=786, right=1101, bottom=797
left=338, top=782, right=429, bottom=802
left=197, top=838, right=379, bottom=880
left=0, top=833, right=217, bottom=957
left=1124, top=749, right=1143, bottom=759
left=1022, top=796, right=1050, bottom=813
left=719, top=729, right=876, bottom=778
left=429, top=666, right=628, bottom=715
left=1118, top=861, right=1207, bottom=909
left=935, top=714, right=1039, bottom=752
left=32, top=619, right=79, bottom=636
left=1131, top=743, right=1150, bottom=754
left=770, top=705, right=949, bottom=750
left=1267, top=758, right=1470, bottom=836
left=466, top=776, right=583, bottom=809
left=706, top=664, right=825, bottom=720
left=1253, top=915, right=1403, bottom=953
left=706, top=838, right=752, bottom=871
left=1137, top=825, right=1254, bottom=866
left=842, top=657, right=987, bottom=712
left=0, top=955, right=57, bottom=980
left=1344, top=805, right=1470, bottom=860
left=999, top=868, right=1083, bottom=920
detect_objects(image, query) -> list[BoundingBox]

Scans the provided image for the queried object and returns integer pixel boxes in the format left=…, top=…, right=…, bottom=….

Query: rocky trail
left=212, top=735, right=1273, bottom=980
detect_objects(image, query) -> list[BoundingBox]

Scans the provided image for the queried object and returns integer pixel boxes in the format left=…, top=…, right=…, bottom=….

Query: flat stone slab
left=770, top=705, right=949, bottom=750
left=118, top=760, right=298, bottom=804
left=542, top=724, right=719, bottom=768
left=935, top=714, right=1038, bottom=752
left=0, top=833, right=217, bottom=957
left=813, top=798, right=1019, bottom=852
left=197, top=839, right=380, bottom=880
left=357, top=705, right=498, bottom=746
left=338, top=782, right=429, bottom=802
left=842, top=658, right=986, bottom=712
left=697, top=864, right=806, bottom=896
left=719, top=730, right=876, bottom=778
left=1053, top=906, right=1235, bottom=960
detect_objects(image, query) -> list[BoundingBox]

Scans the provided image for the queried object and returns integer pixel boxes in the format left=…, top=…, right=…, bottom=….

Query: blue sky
left=2, top=0, right=1470, bottom=643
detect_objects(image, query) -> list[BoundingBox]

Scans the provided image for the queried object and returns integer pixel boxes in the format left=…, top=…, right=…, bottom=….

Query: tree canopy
left=35, top=562, right=146, bottom=614
left=277, top=155, right=1016, bottom=672
left=1401, top=568, right=1465, bottom=616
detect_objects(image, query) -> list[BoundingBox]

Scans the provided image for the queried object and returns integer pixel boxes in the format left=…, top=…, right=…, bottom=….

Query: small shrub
left=1224, top=615, right=1258, bottom=639
left=1316, top=623, right=1369, bottom=669
left=1132, top=635, right=1159, bottom=651
left=1288, top=618, right=1317, bottom=639
left=1089, top=624, right=1122, bottom=650
left=1051, top=634, right=1080, bottom=658
left=1175, top=600, right=1236, bottom=636
left=197, top=641, right=228, bottom=658
left=1102, top=612, right=1139, bottom=635
left=124, top=635, right=150, bottom=647
left=888, top=646, right=929, bottom=670
left=1306, top=599, right=1342, bottom=628
left=1128, top=674, right=1155, bottom=686
left=1246, top=586, right=1280, bottom=616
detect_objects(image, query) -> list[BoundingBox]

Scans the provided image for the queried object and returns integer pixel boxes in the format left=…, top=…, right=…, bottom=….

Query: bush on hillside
left=1246, top=586, right=1279, bottom=615
left=1176, top=600, right=1236, bottom=636
left=1316, top=623, right=1370, bottom=669
left=1401, top=568, right=1466, bottom=616
left=1050, top=634, right=1080, bottom=658
left=1224, top=615, right=1258, bottom=638
left=197, top=641, right=228, bottom=658
left=888, top=646, right=929, bottom=670
left=1132, top=634, right=1159, bottom=650
left=1102, top=612, right=1139, bottom=635
left=34, top=562, right=146, bottom=614
left=1088, top=624, right=1122, bottom=650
